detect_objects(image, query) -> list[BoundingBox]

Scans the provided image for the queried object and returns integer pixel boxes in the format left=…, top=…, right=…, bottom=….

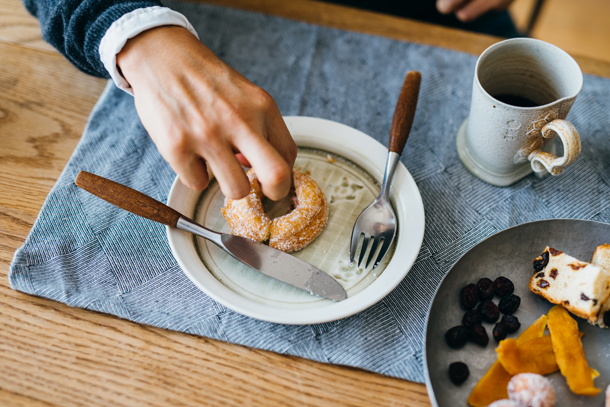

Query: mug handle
left=529, top=119, right=581, bottom=175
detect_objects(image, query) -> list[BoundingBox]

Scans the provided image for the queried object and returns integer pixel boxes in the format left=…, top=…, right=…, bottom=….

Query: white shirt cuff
left=99, top=6, right=199, bottom=95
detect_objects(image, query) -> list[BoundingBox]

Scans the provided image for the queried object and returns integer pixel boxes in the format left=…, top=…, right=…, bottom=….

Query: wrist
left=99, top=6, right=199, bottom=94
left=117, top=26, right=188, bottom=86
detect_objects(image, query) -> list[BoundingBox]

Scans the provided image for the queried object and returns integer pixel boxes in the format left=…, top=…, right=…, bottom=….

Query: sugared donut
left=269, top=170, right=328, bottom=252
left=221, top=169, right=328, bottom=253
left=508, top=373, right=556, bottom=407
left=488, top=400, right=525, bottom=407
left=605, top=384, right=610, bottom=407
left=221, top=170, right=272, bottom=242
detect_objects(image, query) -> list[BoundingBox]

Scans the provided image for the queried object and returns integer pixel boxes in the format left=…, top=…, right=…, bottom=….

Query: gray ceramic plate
left=424, top=219, right=610, bottom=407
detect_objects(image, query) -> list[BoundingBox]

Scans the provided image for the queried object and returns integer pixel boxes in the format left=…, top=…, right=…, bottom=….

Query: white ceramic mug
left=456, top=38, right=583, bottom=186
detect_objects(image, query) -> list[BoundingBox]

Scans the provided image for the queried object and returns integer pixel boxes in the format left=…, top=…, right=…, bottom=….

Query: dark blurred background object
left=321, top=0, right=521, bottom=37
left=318, top=0, right=610, bottom=63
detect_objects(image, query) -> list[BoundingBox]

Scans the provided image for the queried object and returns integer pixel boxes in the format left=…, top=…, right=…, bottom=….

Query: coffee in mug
left=457, top=38, right=583, bottom=186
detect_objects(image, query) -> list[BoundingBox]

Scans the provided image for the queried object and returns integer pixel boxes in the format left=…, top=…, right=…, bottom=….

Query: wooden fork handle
left=389, top=70, right=422, bottom=155
left=75, top=171, right=182, bottom=227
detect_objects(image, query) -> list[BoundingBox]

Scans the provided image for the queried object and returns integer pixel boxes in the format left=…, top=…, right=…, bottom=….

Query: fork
left=350, top=70, right=422, bottom=269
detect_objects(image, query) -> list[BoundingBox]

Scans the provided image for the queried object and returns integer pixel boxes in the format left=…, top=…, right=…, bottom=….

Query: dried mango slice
left=547, top=305, right=600, bottom=396
left=496, top=335, right=558, bottom=375
left=467, top=315, right=548, bottom=407
left=515, top=315, right=548, bottom=344
left=467, top=362, right=512, bottom=407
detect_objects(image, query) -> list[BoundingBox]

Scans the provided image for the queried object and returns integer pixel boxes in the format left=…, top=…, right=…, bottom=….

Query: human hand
left=116, top=26, right=297, bottom=200
left=436, top=0, right=515, bottom=22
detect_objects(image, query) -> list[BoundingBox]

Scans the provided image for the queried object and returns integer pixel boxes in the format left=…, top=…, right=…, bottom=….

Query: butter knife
left=75, top=171, right=347, bottom=302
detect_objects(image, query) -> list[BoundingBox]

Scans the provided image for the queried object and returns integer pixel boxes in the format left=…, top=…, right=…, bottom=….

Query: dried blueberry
left=445, top=326, right=469, bottom=349
left=533, top=251, right=549, bottom=272
left=477, top=278, right=495, bottom=300
left=461, top=284, right=480, bottom=310
left=462, top=310, right=483, bottom=327
left=494, top=277, right=514, bottom=297
left=469, top=324, right=489, bottom=347
left=478, top=300, right=500, bottom=323
left=448, top=362, right=470, bottom=385
left=498, top=294, right=521, bottom=315
left=501, top=314, right=521, bottom=333
left=493, top=323, right=508, bottom=342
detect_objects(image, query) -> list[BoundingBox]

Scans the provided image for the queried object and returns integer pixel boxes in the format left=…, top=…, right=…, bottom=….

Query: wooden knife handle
left=75, top=171, right=182, bottom=227
left=389, top=70, right=422, bottom=155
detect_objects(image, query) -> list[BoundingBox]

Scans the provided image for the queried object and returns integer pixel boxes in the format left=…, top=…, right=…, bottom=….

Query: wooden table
left=1, top=1, right=609, bottom=406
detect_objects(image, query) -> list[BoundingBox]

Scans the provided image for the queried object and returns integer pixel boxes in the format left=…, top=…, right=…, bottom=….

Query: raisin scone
left=590, top=244, right=610, bottom=328
left=530, top=247, right=610, bottom=326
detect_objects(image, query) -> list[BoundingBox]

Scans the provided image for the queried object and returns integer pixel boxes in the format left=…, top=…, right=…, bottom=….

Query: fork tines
left=350, top=233, right=394, bottom=269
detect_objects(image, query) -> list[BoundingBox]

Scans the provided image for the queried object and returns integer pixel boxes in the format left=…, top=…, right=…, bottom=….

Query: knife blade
left=75, top=171, right=347, bottom=302
left=178, top=217, right=346, bottom=301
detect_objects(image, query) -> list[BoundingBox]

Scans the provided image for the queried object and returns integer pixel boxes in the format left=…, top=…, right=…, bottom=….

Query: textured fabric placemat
left=10, top=2, right=610, bottom=383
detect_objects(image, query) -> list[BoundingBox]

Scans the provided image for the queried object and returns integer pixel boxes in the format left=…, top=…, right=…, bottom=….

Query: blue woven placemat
left=10, top=2, right=610, bottom=383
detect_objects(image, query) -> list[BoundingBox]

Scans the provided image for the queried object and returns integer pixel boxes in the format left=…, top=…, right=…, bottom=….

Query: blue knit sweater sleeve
left=24, top=0, right=161, bottom=78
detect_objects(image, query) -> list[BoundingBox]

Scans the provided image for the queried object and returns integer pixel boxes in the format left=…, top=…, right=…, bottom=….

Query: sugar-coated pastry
left=221, top=169, right=328, bottom=253
left=488, top=400, right=525, bottom=407
left=606, top=384, right=610, bottom=407
left=268, top=170, right=328, bottom=252
left=530, top=247, right=610, bottom=325
left=221, top=170, right=272, bottom=242
left=508, top=373, right=556, bottom=407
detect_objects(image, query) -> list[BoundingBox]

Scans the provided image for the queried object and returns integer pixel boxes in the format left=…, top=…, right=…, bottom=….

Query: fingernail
left=436, top=0, right=450, bottom=13
left=456, top=9, right=471, bottom=22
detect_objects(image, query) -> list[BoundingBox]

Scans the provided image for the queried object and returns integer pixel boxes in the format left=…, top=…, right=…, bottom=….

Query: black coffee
left=492, top=94, right=540, bottom=107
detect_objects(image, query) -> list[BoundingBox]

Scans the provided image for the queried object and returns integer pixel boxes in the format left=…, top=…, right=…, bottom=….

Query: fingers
left=203, top=89, right=293, bottom=200
left=454, top=0, right=498, bottom=22
left=235, top=153, right=251, bottom=168
left=159, top=128, right=250, bottom=198
left=437, top=0, right=512, bottom=22
left=236, top=130, right=292, bottom=201
left=201, top=141, right=251, bottom=199
left=172, top=154, right=210, bottom=192
left=437, top=0, right=467, bottom=14
left=232, top=89, right=295, bottom=201
left=265, top=107, right=298, bottom=170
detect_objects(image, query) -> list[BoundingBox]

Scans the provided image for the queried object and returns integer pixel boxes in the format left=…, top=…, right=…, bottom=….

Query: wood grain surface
left=74, top=172, right=183, bottom=228
left=1, top=0, right=609, bottom=406
left=389, top=71, right=421, bottom=155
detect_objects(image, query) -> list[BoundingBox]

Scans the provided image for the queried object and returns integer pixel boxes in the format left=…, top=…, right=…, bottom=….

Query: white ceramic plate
left=166, top=116, right=425, bottom=324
